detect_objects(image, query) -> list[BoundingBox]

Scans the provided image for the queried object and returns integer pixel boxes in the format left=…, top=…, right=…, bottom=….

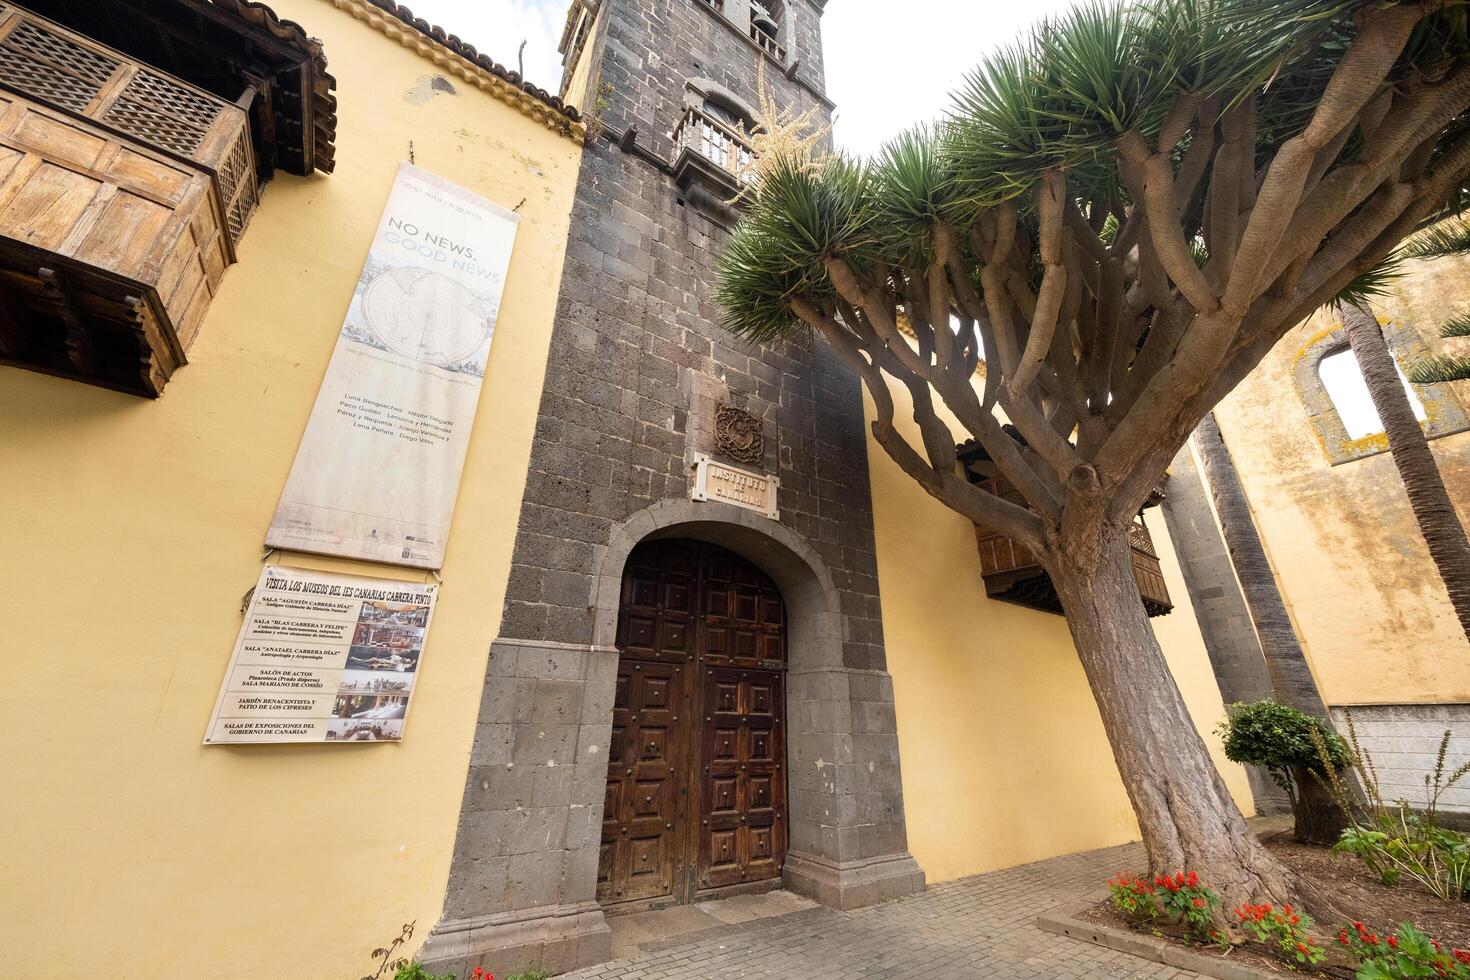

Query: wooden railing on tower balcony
left=0, top=4, right=258, bottom=396
left=672, top=105, right=756, bottom=192
left=749, top=24, right=786, bottom=63
left=973, top=477, right=1174, bottom=618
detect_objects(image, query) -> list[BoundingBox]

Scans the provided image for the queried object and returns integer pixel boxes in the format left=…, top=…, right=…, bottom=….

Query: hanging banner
left=204, top=565, right=438, bottom=744
left=266, top=162, right=519, bottom=568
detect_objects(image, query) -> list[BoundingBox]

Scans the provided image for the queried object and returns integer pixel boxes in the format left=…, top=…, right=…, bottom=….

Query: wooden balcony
left=973, top=477, right=1174, bottom=618
left=0, top=4, right=258, bottom=396
left=672, top=105, right=755, bottom=206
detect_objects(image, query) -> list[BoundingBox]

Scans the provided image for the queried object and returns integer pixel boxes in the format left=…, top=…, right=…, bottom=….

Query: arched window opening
left=1293, top=322, right=1468, bottom=465
left=1318, top=346, right=1427, bottom=440
left=702, top=97, right=750, bottom=132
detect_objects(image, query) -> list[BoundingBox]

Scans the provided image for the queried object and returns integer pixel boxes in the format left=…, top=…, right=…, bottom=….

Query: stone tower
left=422, top=1, right=925, bottom=973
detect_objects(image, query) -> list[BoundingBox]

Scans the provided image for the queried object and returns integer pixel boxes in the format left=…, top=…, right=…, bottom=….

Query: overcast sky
left=394, top=0, right=1077, bottom=158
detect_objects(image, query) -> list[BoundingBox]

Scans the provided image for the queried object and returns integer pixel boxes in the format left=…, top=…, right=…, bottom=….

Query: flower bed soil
left=1080, top=835, right=1469, bottom=978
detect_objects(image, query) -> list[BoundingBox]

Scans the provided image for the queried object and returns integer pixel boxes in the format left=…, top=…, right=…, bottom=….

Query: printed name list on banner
left=204, top=565, right=438, bottom=744
left=265, top=162, right=519, bottom=568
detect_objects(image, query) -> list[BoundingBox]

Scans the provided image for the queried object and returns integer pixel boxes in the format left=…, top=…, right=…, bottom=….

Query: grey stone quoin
left=420, top=0, right=924, bottom=973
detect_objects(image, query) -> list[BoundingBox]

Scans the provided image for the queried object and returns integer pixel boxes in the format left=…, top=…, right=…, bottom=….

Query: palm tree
left=717, top=0, right=1470, bottom=910
left=1194, top=414, right=1326, bottom=715
left=1338, top=299, right=1470, bottom=641
left=1405, top=220, right=1470, bottom=384
left=1194, top=413, right=1345, bottom=841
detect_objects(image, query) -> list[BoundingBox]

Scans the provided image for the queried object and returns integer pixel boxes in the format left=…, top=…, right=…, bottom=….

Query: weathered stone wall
left=1331, top=704, right=1470, bottom=817
left=423, top=2, right=922, bottom=973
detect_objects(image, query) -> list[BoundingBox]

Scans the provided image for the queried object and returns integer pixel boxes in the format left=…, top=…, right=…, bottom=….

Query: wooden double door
left=598, top=539, right=788, bottom=908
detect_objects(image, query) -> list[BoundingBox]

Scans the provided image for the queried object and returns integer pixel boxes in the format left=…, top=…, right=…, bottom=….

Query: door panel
left=699, top=666, right=785, bottom=890
left=599, top=540, right=786, bottom=908
left=599, top=659, right=688, bottom=904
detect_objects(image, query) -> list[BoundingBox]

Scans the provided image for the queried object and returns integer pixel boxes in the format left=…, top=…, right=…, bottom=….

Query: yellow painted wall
left=1212, top=255, right=1470, bottom=705
left=865, top=384, right=1254, bottom=884
left=0, top=3, right=581, bottom=977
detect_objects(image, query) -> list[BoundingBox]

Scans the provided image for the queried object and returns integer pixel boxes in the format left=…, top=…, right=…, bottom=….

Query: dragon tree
left=718, top=0, right=1470, bottom=911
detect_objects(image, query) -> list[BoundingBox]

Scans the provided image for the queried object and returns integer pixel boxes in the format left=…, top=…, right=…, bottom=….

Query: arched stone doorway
left=425, top=500, right=924, bottom=976
left=599, top=539, right=788, bottom=909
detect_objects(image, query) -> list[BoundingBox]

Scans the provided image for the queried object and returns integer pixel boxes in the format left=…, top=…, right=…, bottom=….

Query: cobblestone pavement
left=564, top=839, right=1201, bottom=980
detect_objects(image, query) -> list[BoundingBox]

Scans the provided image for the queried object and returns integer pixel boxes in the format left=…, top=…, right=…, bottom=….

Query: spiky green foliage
left=1403, top=218, right=1470, bottom=258
left=1413, top=308, right=1470, bottom=382
left=1408, top=353, right=1470, bottom=383
left=1331, top=251, right=1407, bottom=310
left=1397, top=225, right=1470, bottom=384
left=718, top=0, right=1470, bottom=549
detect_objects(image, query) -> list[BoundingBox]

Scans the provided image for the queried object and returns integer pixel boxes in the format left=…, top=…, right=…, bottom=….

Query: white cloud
left=395, top=0, right=1076, bottom=153
left=823, top=0, right=1077, bottom=159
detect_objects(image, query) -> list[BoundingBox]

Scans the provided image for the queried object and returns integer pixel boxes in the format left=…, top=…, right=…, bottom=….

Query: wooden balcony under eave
left=959, top=438, right=1175, bottom=619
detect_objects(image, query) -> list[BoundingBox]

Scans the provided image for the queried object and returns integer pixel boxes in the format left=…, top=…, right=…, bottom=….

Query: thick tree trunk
left=1193, top=413, right=1329, bottom=717
left=1340, top=301, right=1470, bottom=642
left=1049, top=518, right=1297, bottom=911
left=1289, top=766, right=1345, bottom=845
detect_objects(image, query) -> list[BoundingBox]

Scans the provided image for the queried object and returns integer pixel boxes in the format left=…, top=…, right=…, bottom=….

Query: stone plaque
left=690, top=453, right=779, bottom=519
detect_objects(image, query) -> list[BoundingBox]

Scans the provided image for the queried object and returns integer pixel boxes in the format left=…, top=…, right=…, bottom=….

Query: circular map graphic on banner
left=362, top=267, right=491, bottom=368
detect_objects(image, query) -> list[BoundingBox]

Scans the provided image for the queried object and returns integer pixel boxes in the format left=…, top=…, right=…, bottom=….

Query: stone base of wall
left=417, top=901, right=611, bottom=977
left=783, top=850, right=926, bottom=910
left=1331, top=703, right=1470, bottom=817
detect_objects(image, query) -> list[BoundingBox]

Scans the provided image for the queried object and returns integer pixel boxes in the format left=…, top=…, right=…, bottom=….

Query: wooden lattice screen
left=0, top=5, right=257, bottom=242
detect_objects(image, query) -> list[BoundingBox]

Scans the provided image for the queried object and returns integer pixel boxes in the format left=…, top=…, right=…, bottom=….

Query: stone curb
left=1036, top=893, right=1277, bottom=980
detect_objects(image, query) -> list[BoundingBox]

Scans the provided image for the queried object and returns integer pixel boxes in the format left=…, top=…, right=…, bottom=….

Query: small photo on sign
left=327, top=718, right=405, bottom=742
left=357, top=600, right=430, bottom=627
left=345, top=598, right=425, bottom=672
left=345, top=646, right=421, bottom=672
left=332, top=693, right=408, bottom=720
left=337, top=668, right=414, bottom=695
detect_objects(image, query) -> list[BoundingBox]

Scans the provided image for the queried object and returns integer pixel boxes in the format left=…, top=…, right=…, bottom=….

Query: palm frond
left=1442, top=312, right=1470, bottom=339
left=1326, top=251, right=1407, bottom=311
left=1402, top=218, right=1470, bottom=259
left=1407, top=354, right=1470, bottom=385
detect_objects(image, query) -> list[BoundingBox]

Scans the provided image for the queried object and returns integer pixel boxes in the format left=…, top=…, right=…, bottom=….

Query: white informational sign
left=266, top=162, right=519, bottom=568
left=204, top=566, right=438, bottom=744
left=690, top=453, right=780, bottom=519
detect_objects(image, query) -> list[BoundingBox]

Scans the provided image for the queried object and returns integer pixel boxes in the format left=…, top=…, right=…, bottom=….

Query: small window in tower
left=1318, top=346, right=1427, bottom=440
left=749, top=0, right=786, bottom=62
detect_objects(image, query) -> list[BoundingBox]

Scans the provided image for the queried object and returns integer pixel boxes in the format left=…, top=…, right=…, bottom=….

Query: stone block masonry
left=421, top=1, right=924, bottom=974
left=1332, top=703, right=1470, bottom=817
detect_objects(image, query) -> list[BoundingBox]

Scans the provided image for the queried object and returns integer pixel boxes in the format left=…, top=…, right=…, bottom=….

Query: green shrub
left=1216, top=699, right=1350, bottom=790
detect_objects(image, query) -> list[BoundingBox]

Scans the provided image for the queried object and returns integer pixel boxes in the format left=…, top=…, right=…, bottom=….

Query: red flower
left=1338, top=929, right=1350, bottom=946
left=1192, top=898, right=1208, bottom=909
left=1387, top=936, right=1398, bottom=949
left=1186, top=871, right=1198, bottom=888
